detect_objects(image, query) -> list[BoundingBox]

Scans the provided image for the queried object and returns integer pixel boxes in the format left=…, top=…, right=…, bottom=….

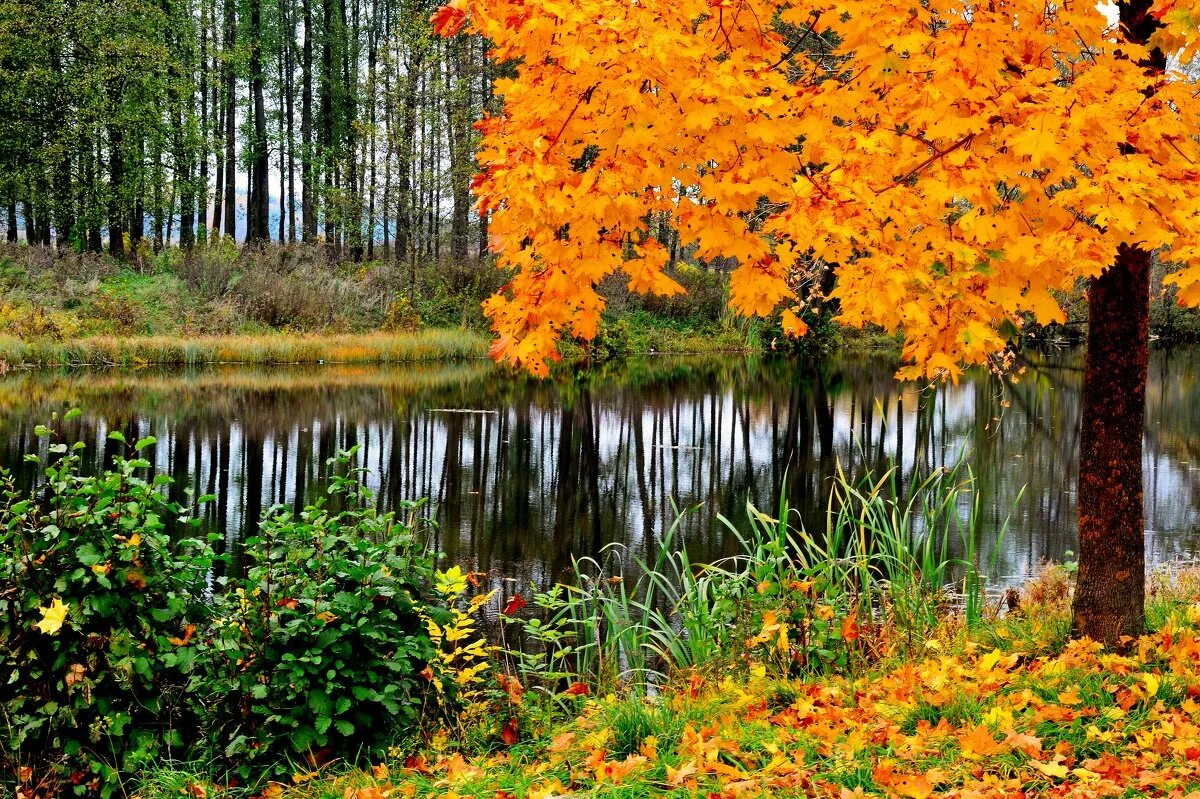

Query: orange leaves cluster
left=374, top=623, right=1200, bottom=799
left=436, top=0, right=1200, bottom=379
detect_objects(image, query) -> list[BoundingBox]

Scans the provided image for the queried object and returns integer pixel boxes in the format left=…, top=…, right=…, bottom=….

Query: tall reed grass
left=0, top=328, right=488, bottom=368
left=541, top=458, right=1017, bottom=695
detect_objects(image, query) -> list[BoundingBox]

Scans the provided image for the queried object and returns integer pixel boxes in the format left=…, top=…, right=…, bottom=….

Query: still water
left=0, top=350, right=1197, bottom=588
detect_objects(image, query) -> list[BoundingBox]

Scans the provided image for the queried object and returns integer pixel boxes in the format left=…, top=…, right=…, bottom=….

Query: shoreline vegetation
left=0, top=242, right=910, bottom=370
left=6, top=427, right=1200, bottom=797
left=1, top=242, right=1197, bottom=373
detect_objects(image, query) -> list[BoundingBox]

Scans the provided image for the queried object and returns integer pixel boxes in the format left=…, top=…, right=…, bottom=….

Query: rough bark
left=1070, top=0, right=1165, bottom=648
left=1072, top=245, right=1150, bottom=645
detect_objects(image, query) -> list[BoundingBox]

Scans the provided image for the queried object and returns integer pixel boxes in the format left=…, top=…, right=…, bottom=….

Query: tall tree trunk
left=247, top=0, right=269, bottom=243
left=365, top=0, right=377, bottom=262
left=445, top=34, right=470, bottom=263
left=1070, top=0, right=1164, bottom=647
left=107, top=120, right=126, bottom=259
left=284, top=0, right=297, bottom=242
left=380, top=0, right=390, bottom=261
left=55, top=152, right=75, bottom=249
left=130, top=136, right=144, bottom=252
left=51, top=44, right=74, bottom=251
left=223, top=0, right=237, bottom=241
left=23, top=201, right=37, bottom=246
left=320, top=0, right=334, bottom=248
left=5, top=203, right=16, bottom=242
left=1073, top=245, right=1150, bottom=645
left=153, top=139, right=166, bottom=251
left=300, top=0, right=315, bottom=241
left=87, top=137, right=103, bottom=252
left=396, top=48, right=419, bottom=262
left=198, top=0, right=210, bottom=243
left=213, top=96, right=225, bottom=238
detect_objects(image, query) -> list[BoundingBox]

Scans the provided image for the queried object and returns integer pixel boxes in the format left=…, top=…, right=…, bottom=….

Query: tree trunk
left=300, top=0, right=315, bottom=241
left=198, top=0, right=210, bottom=243
left=5, top=203, right=16, bottom=242
left=320, top=0, right=334, bottom=247
left=284, top=0, right=297, bottom=242
left=25, top=202, right=37, bottom=246
left=446, top=34, right=470, bottom=263
left=1072, top=245, right=1150, bottom=645
left=213, top=95, right=225, bottom=238
left=223, top=0, right=237, bottom=241
left=247, top=0, right=269, bottom=243
left=107, top=121, right=126, bottom=259
left=396, top=49, right=419, bottom=261
left=1070, top=0, right=1165, bottom=648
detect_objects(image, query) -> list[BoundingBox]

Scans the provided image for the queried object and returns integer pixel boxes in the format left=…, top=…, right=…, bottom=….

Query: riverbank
left=0, top=329, right=491, bottom=368
left=0, top=242, right=903, bottom=368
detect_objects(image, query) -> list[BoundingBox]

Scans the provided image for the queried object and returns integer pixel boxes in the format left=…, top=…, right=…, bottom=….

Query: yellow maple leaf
left=33, top=597, right=69, bottom=636
left=1032, top=759, right=1070, bottom=779
left=959, top=725, right=1007, bottom=758
left=1142, top=672, right=1161, bottom=699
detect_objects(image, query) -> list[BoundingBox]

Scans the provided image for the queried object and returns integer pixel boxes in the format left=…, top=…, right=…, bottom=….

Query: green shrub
left=193, top=448, right=441, bottom=782
left=0, top=414, right=215, bottom=796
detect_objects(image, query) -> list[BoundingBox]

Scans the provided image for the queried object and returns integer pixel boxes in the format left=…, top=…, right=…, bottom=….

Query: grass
left=141, top=599, right=1200, bottom=799
left=0, top=328, right=491, bottom=368
left=47, top=459, right=1200, bottom=798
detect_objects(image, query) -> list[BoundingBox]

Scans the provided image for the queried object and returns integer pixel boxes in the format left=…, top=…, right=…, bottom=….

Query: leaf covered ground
left=159, top=610, right=1200, bottom=799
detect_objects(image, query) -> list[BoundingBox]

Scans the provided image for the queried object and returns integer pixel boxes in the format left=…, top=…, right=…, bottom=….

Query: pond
left=0, top=348, right=1197, bottom=590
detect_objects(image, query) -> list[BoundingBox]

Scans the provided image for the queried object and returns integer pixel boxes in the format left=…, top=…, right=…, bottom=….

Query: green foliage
left=192, top=447, right=440, bottom=782
left=0, top=414, right=214, bottom=796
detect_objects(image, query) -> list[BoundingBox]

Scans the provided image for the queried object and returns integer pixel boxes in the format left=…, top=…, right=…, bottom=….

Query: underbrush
left=7, top=412, right=1199, bottom=798
left=0, top=421, right=455, bottom=796
left=145, top=561, right=1200, bottom=799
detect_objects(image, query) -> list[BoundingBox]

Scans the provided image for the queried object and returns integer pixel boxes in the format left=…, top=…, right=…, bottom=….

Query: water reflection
left=0, top=350, right=1197, bottom=588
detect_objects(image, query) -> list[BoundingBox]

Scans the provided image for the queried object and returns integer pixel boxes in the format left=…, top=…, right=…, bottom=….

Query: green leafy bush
left=0, top=414, right=214, bottom=796
left=193, top=448, right=441, bottom=781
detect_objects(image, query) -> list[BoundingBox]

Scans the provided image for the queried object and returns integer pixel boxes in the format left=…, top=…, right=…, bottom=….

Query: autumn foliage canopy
left=434, top=0, right=1200, bottom=378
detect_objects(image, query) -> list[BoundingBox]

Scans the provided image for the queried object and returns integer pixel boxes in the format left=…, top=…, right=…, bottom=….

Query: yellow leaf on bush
left=33, top=597, right=69, bottom=635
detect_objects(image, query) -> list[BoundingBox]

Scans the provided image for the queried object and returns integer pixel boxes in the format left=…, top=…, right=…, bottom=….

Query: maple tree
left=434, top=0, right=1200, bottom=646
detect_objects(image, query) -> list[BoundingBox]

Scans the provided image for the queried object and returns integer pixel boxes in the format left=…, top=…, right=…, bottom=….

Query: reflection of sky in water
left=0, top=350, right=1196, bottom=593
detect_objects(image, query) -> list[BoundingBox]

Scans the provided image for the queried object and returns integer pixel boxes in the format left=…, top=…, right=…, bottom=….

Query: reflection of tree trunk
left=245, top=434, right=265, bottom=538
left=170, top=422, right=192, bottom=510
left=1072, top=243, right=1150, bottom=645
left=912, top=385, right=936, bottom=477
left=814, top=373, right=834, bottom=462
left=632, top=401, right=655, bottom=549
left=581, top=392, right=603, bottom=552
left=442, top=413, right=463, bottom=558
left=217, top=428, right=232, bottom=554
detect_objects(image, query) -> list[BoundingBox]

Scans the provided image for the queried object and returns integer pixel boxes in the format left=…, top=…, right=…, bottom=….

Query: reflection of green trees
left=0, top=350, right=1196, bottom=589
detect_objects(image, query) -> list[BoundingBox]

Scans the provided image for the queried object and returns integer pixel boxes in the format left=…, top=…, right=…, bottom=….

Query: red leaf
left=841, top=614, right=861, bottom=642
left=503, top=593, right=527, bottom=616
left=564, top=681, right=590, bottom=697
left=501, top=717, right=519, bottom=745
left=430, top=3, right=467, bottom=37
